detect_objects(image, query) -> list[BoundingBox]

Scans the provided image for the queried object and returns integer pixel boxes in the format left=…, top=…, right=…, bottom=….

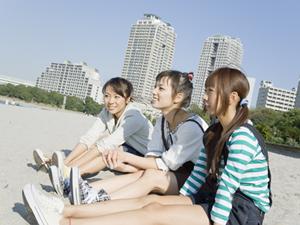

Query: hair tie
left=240, top=98, right=248, bottom=107
left=187, top=72, right=193, bottom=81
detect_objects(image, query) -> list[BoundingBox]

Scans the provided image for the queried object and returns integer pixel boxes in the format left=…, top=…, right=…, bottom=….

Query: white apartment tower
left=256, top=80, right=296, bottom=112
left=192, top=35, right=243, bottom=106
left=36, top=61, right=102, bottom=104
left=122, top=14, right=176, bottom=102
left=293, top=79, right=300, bottom=109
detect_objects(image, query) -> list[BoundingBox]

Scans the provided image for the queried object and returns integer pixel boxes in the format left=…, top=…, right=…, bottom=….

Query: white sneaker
left=31, top=184, right=64, bottom=213
left=22, top=184, right=62, bottom=225
left=33, top=149, right=50, bottom=171
left=52, top=151, right=64, bottom=172
left=70, top=167, right=80, bottom=205
left=52, top=151, right=71, bottom=179
left=49, top=165, right=64, bottom=196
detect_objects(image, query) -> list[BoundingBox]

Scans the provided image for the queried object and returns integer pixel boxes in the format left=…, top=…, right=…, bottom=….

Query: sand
left=0, top=103, right=299, bottom=224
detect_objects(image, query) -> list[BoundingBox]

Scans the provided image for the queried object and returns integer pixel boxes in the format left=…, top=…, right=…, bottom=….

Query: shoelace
left=95, top=189, right=110, bottom=202
left=63, top=178, right=71, bottom=195
left=82, top=188, right=111, bottom=204
left=79, top=180, right=92, bottom=200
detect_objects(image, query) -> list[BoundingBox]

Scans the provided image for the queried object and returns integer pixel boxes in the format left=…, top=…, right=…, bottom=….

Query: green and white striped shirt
left=180, top=126, right=271, bottom=225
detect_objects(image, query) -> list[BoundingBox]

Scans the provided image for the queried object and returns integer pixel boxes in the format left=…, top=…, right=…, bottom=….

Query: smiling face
left=103, top=85, right=129, bottom=119
left=151, top=76, right=176, bottom=113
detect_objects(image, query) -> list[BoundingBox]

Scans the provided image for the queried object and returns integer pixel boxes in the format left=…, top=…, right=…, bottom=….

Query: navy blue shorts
left=122, top=143, right=144, bottom=157
left=190, top=191, right=264, bottom=225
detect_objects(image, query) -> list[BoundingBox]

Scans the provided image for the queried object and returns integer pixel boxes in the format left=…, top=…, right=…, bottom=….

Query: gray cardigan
left=79, top=103, right=153, bottom=155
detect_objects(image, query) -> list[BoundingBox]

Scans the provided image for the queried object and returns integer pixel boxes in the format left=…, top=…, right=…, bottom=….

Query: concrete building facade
left=256, top=80, right=296, bottom=112
left=192, top=35, right=243, bottom=106
left=122, top=14, right=176, bottom=102
left=36, top=61, right=102, bottom=104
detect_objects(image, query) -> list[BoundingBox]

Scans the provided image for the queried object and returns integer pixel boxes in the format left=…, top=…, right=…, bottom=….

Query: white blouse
left=146, top=114, right=208, bottom=171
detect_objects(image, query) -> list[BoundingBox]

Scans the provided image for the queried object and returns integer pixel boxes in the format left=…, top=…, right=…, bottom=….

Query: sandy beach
left=0, top=104, right=299, bottom=224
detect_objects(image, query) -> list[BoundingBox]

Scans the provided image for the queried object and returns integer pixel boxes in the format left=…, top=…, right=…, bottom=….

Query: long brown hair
left=204, top=67, right=249, bottom=178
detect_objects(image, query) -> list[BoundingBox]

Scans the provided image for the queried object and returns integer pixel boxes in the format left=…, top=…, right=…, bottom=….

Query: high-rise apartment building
left=36, top=61, right=102, bottom=103
left=294, top=79, right=300, bottom=109
left=256, top=80, right=296, bottom=112
left=122, top=14, right=176, bottom=102
left=192, top=35, right=243, bottom=106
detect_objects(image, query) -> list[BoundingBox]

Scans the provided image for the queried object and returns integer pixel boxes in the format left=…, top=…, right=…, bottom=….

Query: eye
left=104, top=94, right=109, bottom=98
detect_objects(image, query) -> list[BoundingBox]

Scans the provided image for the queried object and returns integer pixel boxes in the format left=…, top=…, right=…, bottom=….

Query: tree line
left=0, top=84, right=103, bottom=116
left=189, top=104, right=300, bottom=148
left=1, top=84, right=299, bottom=147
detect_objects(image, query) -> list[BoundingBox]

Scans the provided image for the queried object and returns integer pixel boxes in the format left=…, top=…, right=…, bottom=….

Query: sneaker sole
left=49, top=166, right=63, bottom=196
left=52, top=151, right=64, bottom=170
left=33, top=149, right=49, bottom=171
left=22, top=184, right=48, bottom=225
left=70, top=167, right=80, bottom=205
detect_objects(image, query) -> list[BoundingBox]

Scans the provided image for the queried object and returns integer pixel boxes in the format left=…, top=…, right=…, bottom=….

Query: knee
left=131, top=170, right=144, bottom=179
left=139, top=194, right=161, bottom=205
left=142, top=202, right=163, bottom=212
left=142, top=169, right=161, bottom=180
left=141, top=169, right=169, bottom=191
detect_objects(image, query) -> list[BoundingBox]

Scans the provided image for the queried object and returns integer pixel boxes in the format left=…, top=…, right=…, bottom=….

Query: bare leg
left=64, top=143, right=88, bottom=166
left=88, top=170, right=144, bottom=194
left=63, top=194, right=192, bottom=218
left=110, top=169, right=179, bottom=200
left=79, top=156, right=106, bottom=175
left=60, top=202, right=209, bottom=225
left=71, top=146, right=99, bottom=168
left=67, top=151, right=88, bottom=167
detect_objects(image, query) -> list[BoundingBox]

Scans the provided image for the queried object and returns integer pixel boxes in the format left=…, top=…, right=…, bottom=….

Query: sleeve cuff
left=155, top=158, right=169, bottom=171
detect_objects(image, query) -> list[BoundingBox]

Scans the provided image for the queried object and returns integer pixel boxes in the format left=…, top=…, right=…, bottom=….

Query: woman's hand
left=102, top=148, right=126, bottom=169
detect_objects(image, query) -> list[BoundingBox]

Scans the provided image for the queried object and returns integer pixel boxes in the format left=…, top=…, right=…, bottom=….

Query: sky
left=0, top=0, right=299, bottom=107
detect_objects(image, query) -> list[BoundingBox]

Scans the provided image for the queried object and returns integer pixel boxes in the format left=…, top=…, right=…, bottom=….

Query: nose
left=203, top=93, right=208, bottom=101
left=152, top=87, right=157, bottom=95
left=107, top=97, right=115, bottom=104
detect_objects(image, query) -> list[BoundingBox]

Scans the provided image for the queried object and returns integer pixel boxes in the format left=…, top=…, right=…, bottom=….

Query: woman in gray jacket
left=33, top=77, right=153, bottom=196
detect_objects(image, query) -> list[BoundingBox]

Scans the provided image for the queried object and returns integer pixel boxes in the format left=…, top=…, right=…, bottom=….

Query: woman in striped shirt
left=22, top=67, right=271, bottom=225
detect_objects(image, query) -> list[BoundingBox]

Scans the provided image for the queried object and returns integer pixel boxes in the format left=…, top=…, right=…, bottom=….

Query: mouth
left=152, top=96, right=158, bottom=101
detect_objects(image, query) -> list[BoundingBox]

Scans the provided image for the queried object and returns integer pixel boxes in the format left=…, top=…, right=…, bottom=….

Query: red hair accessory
left=187, top=72, right=193, bottom=81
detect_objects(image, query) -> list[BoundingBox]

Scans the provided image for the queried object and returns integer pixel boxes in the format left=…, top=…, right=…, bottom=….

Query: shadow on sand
left=13, top=202, right=37, bottom=225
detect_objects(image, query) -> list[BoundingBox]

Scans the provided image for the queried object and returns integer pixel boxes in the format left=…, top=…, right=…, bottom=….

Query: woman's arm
left=179, top=147, right=207, bottom=196
left=104, top=150, right=158, bottom=170
left=95, top=112, right=146, bottom=151
left=79, top=110, right=108, bottom=149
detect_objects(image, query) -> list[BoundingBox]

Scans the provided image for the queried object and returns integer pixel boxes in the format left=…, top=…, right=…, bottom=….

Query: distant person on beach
left=23, top=67, right=271, bottom=225
left=33, top=77, right=153, bottom=195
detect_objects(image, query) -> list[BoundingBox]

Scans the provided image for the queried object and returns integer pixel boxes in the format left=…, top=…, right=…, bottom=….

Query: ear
left=229, top=91, right=240, bottom=106
left=173, top=92, right=184, bottom=104
left=125, top=97, right=131, bottom=104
